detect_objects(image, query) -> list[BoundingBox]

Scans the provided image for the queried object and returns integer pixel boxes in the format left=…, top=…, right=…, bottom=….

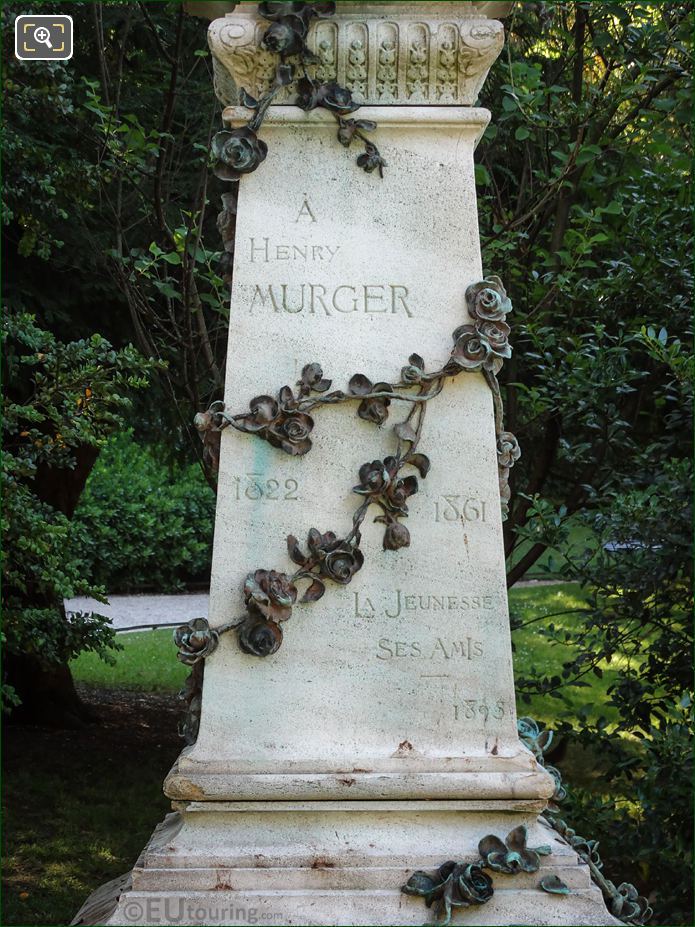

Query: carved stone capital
left=208, top=2, right=507, bottom=107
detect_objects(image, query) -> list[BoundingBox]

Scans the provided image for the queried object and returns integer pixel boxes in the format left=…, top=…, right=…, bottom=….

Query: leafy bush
left=559, top=715, right=693, bottom=926
left=514, top=328, right=693, bottom=924
left=73, top=433, right=215, bottom=593
left=2, top=311, right=156, bottom=712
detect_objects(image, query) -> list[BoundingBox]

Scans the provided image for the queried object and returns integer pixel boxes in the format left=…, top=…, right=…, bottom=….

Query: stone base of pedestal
left=72, top=803, right=621, bottom=926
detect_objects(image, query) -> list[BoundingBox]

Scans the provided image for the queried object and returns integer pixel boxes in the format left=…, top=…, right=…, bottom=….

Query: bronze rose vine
left=400, top=719, right=653, bottom=925
left=401, top=823, right=571, bottom=927
left=212, top=1, right=387, bottom=183
left=175, top=276, right=519, bottom=679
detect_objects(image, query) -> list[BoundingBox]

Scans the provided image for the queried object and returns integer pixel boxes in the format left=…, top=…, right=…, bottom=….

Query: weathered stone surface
left=74, top=805, right=621, bottom=926
left=209, top=2, right=508, bottom=106
left=167, top=105, right=551, bottom=803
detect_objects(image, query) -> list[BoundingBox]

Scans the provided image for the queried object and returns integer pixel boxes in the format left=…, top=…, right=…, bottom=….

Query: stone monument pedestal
left=74, top=5, right=622, bottom=925
left=77, top=803, right=619, bottom=926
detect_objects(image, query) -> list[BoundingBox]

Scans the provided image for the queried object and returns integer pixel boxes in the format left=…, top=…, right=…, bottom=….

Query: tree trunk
left=5, top=652, right=98, bottom=728
left=7, top=444, right=102, bottom=726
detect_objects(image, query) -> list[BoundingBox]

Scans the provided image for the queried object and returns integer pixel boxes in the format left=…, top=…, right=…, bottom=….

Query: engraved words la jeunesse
left=354, top=589, right=495, bottom=619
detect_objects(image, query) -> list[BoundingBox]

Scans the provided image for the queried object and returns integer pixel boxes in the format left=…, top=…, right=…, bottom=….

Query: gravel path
left=64, top=593, right=209, bottom=632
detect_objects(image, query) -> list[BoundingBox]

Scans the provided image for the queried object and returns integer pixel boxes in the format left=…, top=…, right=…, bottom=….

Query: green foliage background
left=1, top=1, right=692, bottom=925
left=73, top=432, right=215, bottom=592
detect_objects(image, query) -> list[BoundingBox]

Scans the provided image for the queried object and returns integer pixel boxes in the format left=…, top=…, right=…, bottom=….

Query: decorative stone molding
left=208, top=2, right=506, bottom=107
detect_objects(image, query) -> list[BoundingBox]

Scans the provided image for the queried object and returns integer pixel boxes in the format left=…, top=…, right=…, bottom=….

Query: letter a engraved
left=295, top=197, right=317, bottom=223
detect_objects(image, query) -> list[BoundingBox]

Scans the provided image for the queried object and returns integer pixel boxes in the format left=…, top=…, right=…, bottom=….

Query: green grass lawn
left=71, top=627, right=189, bottom=692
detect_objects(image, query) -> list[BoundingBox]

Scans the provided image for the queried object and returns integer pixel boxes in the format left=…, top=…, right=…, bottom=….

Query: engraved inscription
left=250, top=237, right=341, bottom=264
left=231, top=474, right=299, bottom=501
left=355, top=590, right=494, bottom=619
left=453, top=698, right=506, bottom=721
left=295, top=197, right=317, bottom=223
left=376, top=637, right=484, bottom=661
left=434, top=495, right=488, bottom=523
left=250, top=283, right=413, bottom=317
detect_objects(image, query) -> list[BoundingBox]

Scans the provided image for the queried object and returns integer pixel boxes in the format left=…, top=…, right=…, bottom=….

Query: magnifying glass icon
left=34, top=26, right=53, bottom=49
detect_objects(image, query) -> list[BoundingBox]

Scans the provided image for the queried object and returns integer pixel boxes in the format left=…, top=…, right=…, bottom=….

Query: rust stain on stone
left=311, top=858, right=336, bottom=869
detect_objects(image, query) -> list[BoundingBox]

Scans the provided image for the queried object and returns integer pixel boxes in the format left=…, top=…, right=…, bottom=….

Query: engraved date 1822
left=231, top=473, right=299, bottom=501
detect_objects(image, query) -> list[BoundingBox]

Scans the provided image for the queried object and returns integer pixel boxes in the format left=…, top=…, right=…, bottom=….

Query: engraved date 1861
left=231, top=473, right=299, bottom=501
left=454, top=698, right=506, bottom=722
left=434, top=495, right=487, bottom=523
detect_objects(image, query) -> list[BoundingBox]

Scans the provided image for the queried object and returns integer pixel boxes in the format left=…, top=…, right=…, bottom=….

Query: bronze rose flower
left=478, top=319, right=512, bottom=360
left=174, top=617, right=219, bottom=666
left=237, top=613, right=283, bottom=657
left=306, top=528, right=339, bottom=556
left=259, top=1, right=335, bottom=59
left=261, top=18, right=305, bottom=57
left=450, top=324, right=490, bottom=371
left=317, top=81, right=359, bottom=115
left=357, top=142, right=387, bottom=177
left=244, top=569, right=297, bottom=623
left=321, top=542, right=364, bottom=584
left=358, top=394, right=391, bottom=425
left=212, top=127, right=268, bottom=181
left=244, top=394, right=280, bottom=432
left=402, top=861, right=494, bottom=917
left=608, top=882, right=653, bottom=923
left=296, top=78, right=360, bottom=115
left=497, top=431, right=521, bottom=469
left=401, top=353, right=425, bottom=384
left=453, top=864, right=494, bottom=905
left=381, top=519, right=410, bottom=551
left=348, top=373, right=392, bottom=425
left=478, top=826, right=551, bottom=875
left=466, top=275, right=512, bottom=322
left=384, top=473, right=418, bottom=514
left=353, top=456, right=418, bottom=514
left=236, top=393, right=314, bottom=455
left=353, top=457, right=395, bottom=497
left=266, top=410, right=314, bottom=455
left=298, top=362, right=331, bottom=395
left=288, top=529, right=364, bottom=585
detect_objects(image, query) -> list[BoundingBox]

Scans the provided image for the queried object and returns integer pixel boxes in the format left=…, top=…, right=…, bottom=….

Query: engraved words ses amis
left=376, top=637, right=484, bottom=662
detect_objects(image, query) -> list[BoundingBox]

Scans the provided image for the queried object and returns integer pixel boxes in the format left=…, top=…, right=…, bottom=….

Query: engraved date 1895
left=454, top=698, right=506, bottom=722
left=231, top=473, right=299, bottom=501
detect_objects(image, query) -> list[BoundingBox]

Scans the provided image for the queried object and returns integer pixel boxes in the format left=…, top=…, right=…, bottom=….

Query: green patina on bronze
left=401, top=824, right=554, bottom=926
